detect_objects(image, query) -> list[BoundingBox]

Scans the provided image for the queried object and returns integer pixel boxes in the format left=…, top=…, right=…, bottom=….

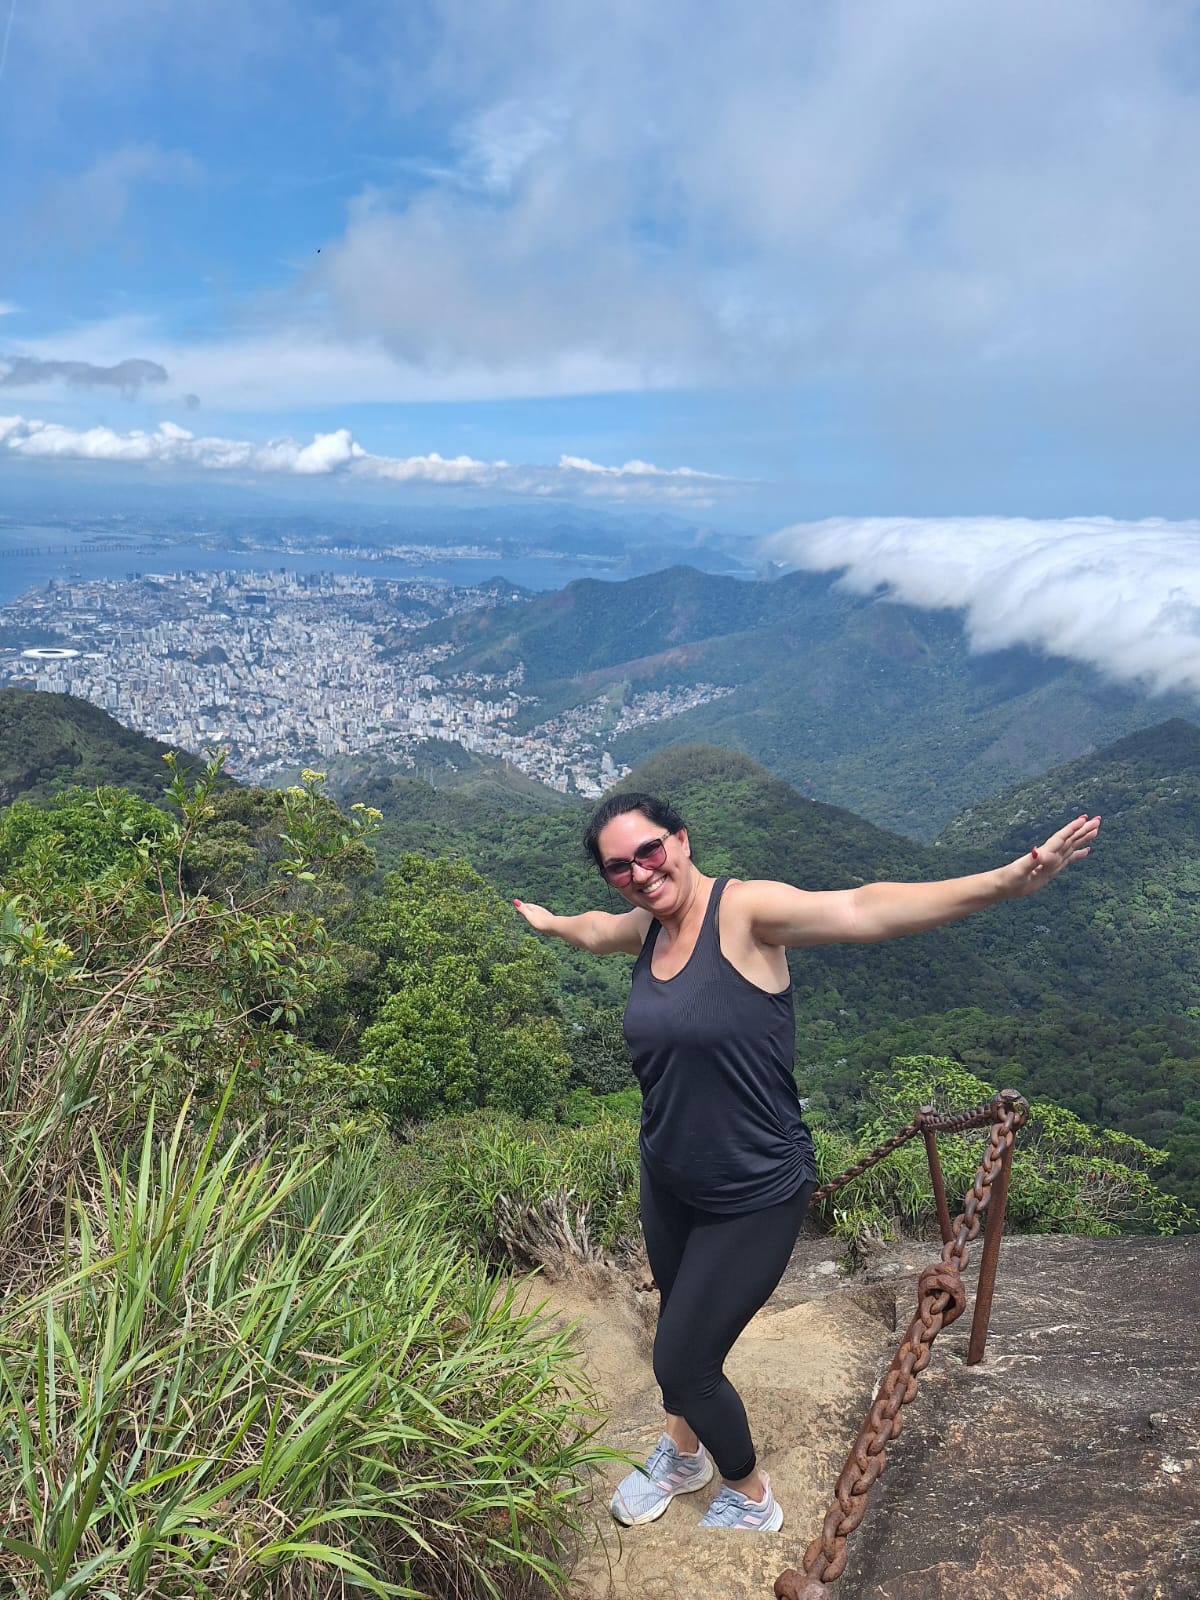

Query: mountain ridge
left=0, top=686, right=200, bottom=808
left=422, top=565, right=1200, bottom=837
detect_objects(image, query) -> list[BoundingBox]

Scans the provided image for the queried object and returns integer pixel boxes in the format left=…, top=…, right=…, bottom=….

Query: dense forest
left=5, top=690, right=1194, bottom=1207
left=332, top=731, right=1200, bottom=1206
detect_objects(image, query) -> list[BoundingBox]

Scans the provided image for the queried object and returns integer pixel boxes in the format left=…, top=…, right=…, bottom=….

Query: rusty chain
left=774, top=1089, right=1030, bottom=1600
left=811, top=1091, right=1022, bottom=1204
left=810, top=1116, right=924, bottom=1205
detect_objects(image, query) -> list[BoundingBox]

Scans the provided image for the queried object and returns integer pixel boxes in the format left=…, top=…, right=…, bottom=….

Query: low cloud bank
left=763, top=516, right=1200, bottom=698
left=0, top=414, right=726, bottom=504
left=0, top=357, right=168, bottom=394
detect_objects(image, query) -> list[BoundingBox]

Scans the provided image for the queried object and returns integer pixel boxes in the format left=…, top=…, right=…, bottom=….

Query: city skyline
left=0, top=565, right=732, bottom=796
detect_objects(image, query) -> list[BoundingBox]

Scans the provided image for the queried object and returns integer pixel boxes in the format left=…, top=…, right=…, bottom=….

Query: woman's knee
left=652, top=1335, right=719, bottom=1403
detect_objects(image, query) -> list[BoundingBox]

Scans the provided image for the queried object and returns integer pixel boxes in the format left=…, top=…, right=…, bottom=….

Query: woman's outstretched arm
left=513, top=899, right=650, bottom=955
left=737, top=812, right=1101, bottom=949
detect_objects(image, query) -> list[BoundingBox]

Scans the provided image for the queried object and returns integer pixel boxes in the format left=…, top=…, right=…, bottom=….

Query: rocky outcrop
left=830, top=1235, right=1200, bottom=1600
left=554, top=1234, right=1200, bottom=1600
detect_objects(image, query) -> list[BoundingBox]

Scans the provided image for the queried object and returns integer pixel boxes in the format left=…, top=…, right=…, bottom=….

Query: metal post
left=922, top=1123, right=954, bottom=1245
left=966, top=1132, right=1015, bottom=1366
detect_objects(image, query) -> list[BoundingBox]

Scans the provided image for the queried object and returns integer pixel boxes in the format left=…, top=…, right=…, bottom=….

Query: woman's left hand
left=1003, top=813, right=1101, bottom=898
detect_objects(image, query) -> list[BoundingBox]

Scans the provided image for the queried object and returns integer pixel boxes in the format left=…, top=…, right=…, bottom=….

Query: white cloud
left=10, top=0, right=1200, bottom=426
left=558, top=455, right=727, bottom=482
left=456, top=100, right=567, bottom=194
left=0, top=303, right=19, bottom=317
left=762, top=516, right=1200, bottom=698
left=296, top=0, right=1200, bottom=409
left=0, top=414, right=727, bottom=503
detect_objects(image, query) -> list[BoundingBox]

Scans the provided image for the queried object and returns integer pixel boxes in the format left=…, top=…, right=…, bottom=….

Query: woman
left=514, top=791, right=1099, bottom=1533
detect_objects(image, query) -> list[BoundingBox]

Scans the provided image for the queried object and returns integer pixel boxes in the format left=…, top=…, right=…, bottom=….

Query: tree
left=355, top=855, right=569, bottom=1122
left=831, top=1056, right=1195, bottom=1239
left=0, top=761, right=381, bottom=1138
left=0, top=787, right=172, bottom=890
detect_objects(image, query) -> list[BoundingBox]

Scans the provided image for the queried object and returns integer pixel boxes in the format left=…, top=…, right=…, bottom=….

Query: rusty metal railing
left=774, top=1089, right=1029, bottom=1600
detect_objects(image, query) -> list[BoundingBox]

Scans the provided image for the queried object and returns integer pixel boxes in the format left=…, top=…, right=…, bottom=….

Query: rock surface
left=550, top=1234, right=1200, bottom=1600
left=831, top=1235, right=1200, bottom=1600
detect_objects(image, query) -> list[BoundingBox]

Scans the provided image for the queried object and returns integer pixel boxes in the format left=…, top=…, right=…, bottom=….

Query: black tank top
left=623, top=877, right=817, bottom=1214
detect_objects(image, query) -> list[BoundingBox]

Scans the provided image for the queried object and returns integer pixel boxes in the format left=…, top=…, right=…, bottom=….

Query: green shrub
left=397, top=1111, right=642, bottom=1266
left=563, top=1004, right=636, bottom=1096
left=352, top=857, right=570, bottom=1123
left=0, top=760, right=382, bottom=1142
left=815, top=1056, right=1195, bottom=1245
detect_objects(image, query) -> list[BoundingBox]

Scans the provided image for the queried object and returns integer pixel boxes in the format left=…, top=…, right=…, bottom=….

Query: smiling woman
left=514, top=786, right=1100, bottom=1536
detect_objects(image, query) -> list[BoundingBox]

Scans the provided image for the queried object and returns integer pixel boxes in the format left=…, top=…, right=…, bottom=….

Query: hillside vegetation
left=3, top=689, right=1195, bottom=1208
left=340, top=731, right=1200, bottom=1207
left=1, top=711, right=1192, bottom=1597
left=0, top=686, right=196, bottom=807
left=423, top=565, right=1200, bottom=837
left=0, top=762, right=616, bottom=1599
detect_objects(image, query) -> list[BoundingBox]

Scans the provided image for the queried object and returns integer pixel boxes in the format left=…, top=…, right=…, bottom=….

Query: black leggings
left=639, top=1163, right=814, bottom=1483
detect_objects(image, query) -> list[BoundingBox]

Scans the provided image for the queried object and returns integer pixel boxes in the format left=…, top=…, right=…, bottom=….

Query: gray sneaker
left=698, top=1473, right=784, bottom=1531
left=610, top=1434, right=714, bottom=1526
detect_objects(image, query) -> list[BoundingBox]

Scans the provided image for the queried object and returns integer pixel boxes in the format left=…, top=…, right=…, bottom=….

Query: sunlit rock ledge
left=829, top=1233, right=1200, bottom=1600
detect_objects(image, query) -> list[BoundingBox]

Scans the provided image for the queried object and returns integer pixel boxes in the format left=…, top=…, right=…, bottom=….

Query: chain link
left=774, top=1090, right=1029, bottom=1599
left=812, top=1090, right=1026, bottom=1204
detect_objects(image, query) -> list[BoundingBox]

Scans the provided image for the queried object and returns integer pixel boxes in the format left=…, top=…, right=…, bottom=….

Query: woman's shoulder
left=722, top=875, right=799, bottom=901
left=719, top=876, right=804, bottom=928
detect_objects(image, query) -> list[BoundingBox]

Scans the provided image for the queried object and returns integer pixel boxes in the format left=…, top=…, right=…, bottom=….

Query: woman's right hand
left=513, top=898, right=558, bottom=935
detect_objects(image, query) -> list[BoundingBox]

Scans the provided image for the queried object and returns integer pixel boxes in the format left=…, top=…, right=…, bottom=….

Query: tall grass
left=0, top=1006, right=612, bottom=1600
left=395, top=1113, right=642, bottom=1268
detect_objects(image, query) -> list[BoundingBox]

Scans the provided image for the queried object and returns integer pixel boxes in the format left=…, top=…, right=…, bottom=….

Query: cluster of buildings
left=0, top=568, right=727, bottom=797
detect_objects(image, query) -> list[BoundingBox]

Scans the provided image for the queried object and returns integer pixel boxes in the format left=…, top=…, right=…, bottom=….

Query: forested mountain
left=354, top=736, right=1196, bottom=1029
left=0, top=687, right=196, bottom=807
left=935, top=718, right=1200, bottom=850
left=422, top=565, right=1200, bottom=837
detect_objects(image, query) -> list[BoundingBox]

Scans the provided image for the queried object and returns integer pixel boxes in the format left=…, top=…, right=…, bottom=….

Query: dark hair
left=583, top=791, right=688, bottom=869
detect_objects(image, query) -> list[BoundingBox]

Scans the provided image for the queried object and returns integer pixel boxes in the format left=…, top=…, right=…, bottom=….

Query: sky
left=2, top=1, right=1200, bottom=536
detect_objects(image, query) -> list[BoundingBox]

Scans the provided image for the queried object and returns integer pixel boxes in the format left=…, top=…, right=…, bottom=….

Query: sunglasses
left=600, top=832, right=672, bottom=886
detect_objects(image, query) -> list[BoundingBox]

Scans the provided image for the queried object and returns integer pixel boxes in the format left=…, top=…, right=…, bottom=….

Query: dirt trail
left=530, top=1236, right=1200, bottom=1600
left=528, top=1244, right=897, bottom=1600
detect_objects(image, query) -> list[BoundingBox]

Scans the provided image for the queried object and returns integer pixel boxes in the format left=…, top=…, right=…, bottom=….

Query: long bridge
left=0, top=541, right=144, bottom=559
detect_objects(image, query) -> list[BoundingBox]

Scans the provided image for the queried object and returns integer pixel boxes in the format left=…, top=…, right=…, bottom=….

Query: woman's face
left=595, top=810, right=692, bottom=912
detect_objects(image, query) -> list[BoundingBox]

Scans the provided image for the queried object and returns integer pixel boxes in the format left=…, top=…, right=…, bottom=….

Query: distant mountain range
left=427, top=565, right=1200, bottom=838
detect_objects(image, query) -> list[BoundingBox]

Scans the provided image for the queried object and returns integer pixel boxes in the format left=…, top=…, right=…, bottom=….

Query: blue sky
left=3, top=0, right=1200, bottom=527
